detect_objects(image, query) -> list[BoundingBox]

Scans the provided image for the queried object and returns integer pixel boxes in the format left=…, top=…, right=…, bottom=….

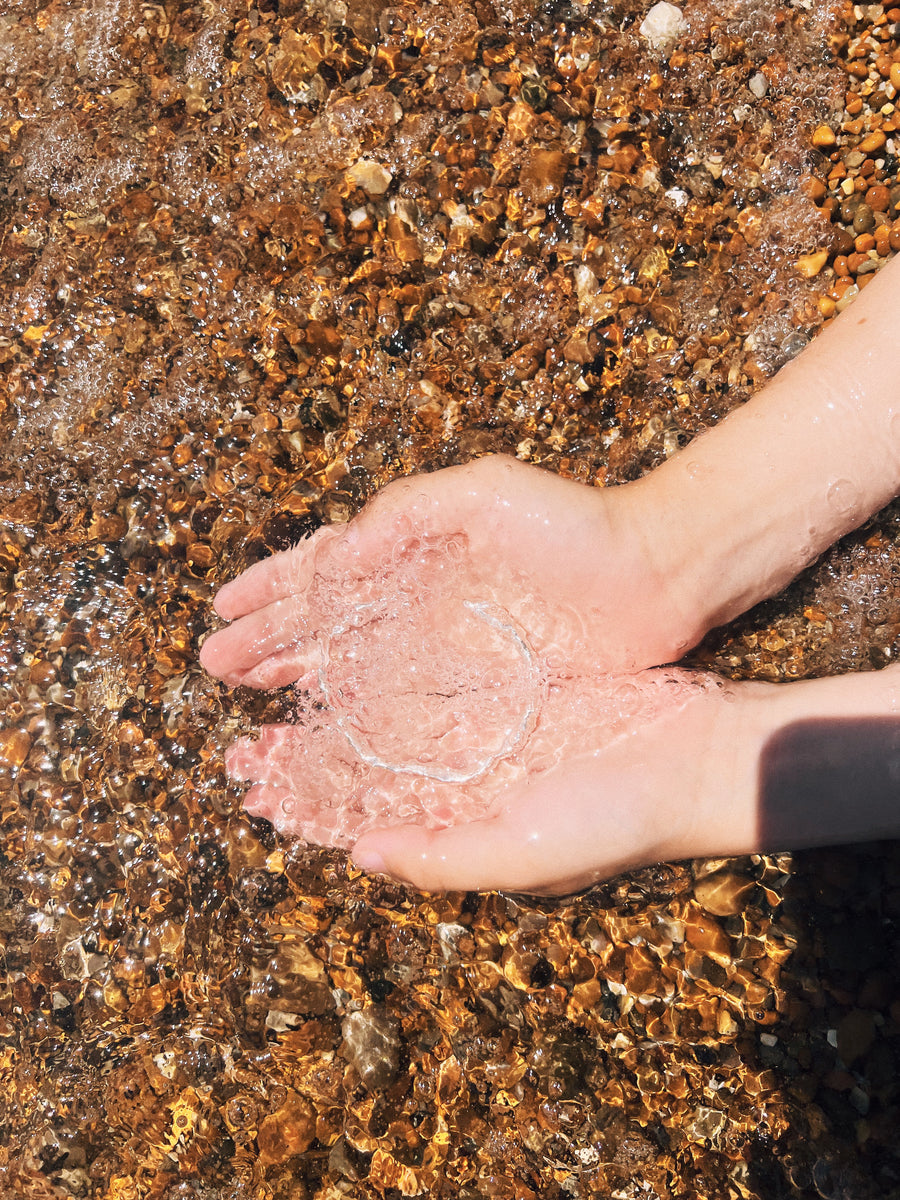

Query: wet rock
left=257, top=1090, right=317, bottom=1165
left=348, top=159, right=393, bottom=195
left=640, top=3, right=686, bottom=53
left=836, top=1009, right=877, bottom=1066
left=519, top=150, right=570, bottom=206
left=342, top=1008, right=401, bottom=1090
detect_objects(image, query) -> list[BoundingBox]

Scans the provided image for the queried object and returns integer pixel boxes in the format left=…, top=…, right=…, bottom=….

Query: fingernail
left=352, top=849, right=387, bottom=875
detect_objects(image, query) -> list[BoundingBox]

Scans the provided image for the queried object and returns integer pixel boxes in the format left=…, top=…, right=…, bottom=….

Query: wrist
left=620, top=469, right=722, bottom=659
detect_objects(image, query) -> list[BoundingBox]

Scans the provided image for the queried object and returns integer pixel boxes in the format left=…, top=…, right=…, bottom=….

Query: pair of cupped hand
left=200, top=455, right=755, bottom=894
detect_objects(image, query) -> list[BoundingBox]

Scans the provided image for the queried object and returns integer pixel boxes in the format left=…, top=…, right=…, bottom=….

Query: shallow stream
left=4, top=1, right=900, bottom=1197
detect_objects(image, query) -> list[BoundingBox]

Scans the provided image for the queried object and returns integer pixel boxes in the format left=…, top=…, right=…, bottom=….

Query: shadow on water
left=747, top=841, right=900, bottom=1200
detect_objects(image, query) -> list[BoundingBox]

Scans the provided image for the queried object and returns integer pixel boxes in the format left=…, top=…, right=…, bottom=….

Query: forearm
left=636, top=252, right=900, bottom=640
left=756, top=664, right=900, bottom=852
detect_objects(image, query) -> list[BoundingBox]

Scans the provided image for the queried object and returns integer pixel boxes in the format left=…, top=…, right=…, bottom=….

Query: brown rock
left=866, top=183, right=891, bottom=212
left=0, top=729, right=31, bottom=768
left=520, top=150, right=571, bottom=206
left=684, top=906, right=732, bottom=963
left=859, top=130, right=886, bottom=155
left=257, top=1090, right=317, bottom=1164
left=342, top=1008, right=401, bottom=1089
left=694, top=871, right=756, bottom=917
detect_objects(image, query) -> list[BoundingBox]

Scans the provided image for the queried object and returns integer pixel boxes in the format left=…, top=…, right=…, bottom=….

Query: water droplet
left=826, top=478, right=861, bottom=517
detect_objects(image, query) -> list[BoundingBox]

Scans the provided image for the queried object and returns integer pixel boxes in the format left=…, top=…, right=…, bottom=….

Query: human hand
left=200, top=455, right=704, bottom=691
left=224, top=662, right=763, bottom=895
left=199, top=455, right=764, bottom=891
left=349, top=671, right=767, bottom=894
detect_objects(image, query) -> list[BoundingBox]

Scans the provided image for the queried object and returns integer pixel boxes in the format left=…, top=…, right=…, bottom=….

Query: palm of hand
left=200, top=457, right=714, bottom=893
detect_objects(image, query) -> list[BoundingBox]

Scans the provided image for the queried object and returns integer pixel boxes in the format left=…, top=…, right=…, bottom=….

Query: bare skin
left=200, top=253, right=900, bottom=894
left=201, top=454, right=707, bottom=688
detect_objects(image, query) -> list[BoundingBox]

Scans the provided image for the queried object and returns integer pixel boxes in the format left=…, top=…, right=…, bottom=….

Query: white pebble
left=347, top=159, right=393, bottom=195
left=640, top=2, right=687, bottom=52
left=749, top=72, right=768, bottom=98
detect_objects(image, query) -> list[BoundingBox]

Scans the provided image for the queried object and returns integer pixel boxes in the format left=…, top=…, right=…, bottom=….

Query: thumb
left=351, top=813, right=548, bottom=894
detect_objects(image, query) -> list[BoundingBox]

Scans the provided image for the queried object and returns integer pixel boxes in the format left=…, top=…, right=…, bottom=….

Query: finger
left=199, top=596, right=317, bottom=683
left=213, top=525, right=342, bottom=620
left=224, top=731, right=274, bottom=780
left=228, top=643, right=323, bottom=691
left=242, top=781, right=298, bottom=827
left=351, top=811, right=552, bottom=893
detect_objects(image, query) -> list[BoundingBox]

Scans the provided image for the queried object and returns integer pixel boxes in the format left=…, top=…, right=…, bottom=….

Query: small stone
left=257, top=1090, right=316, bottom=1165
left=859, top=130, right=887, bottom=155
left=853, top=204, right=875, bottom=234
left=0, top=729, right=31, bottom=768
left=684, top=906, right=732, bottom=964
left=831, top=224, right=856, bottom=255
left=347, top=159, right=393, bottom=195
left=806, top=176, right=827, bottom=204
left=748, top=72, right=767, bottom=99
left=688, top=1106, right=725, bottom=1144
left=520, top=150, right=571, bottom=206
left=694, top=871, right=756, bottom=916
left=638, top=245, right=669, bottom=284
left=795, top=250, right=829, bottom=278
left=836, top=1009, right=877, bottom=1066
left=639, top=2, right=686, bottom=52
left=892, top=62, right=900, bottom=91
left=812, top=124, right=836, bottom=148
left=866, top=183, right=891, bottom=212
left=342, top=1008, right=401, bottom=1090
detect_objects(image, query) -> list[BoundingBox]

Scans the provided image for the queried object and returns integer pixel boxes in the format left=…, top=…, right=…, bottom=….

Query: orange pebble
left=805, top=176, right=827, bottom=203
left=812, top=124, right=836, bottom=147
left=818, top=295, right=837, bottom=318
left=855, top=233, right=875, bottom=253
left=859, top=130, right=887, bottom=154
left=833, top=254, right=850, bottom=276
left=866, top=183, right=891, bottom=211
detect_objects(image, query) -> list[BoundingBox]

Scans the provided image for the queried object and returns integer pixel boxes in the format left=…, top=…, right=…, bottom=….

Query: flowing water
left=5, top=1, right=900, bottom=1197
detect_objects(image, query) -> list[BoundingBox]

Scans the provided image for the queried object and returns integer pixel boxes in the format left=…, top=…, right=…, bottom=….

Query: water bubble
left=826, top=478, right=861, bottom=518
left=780, top=332, right=808, bottom=361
